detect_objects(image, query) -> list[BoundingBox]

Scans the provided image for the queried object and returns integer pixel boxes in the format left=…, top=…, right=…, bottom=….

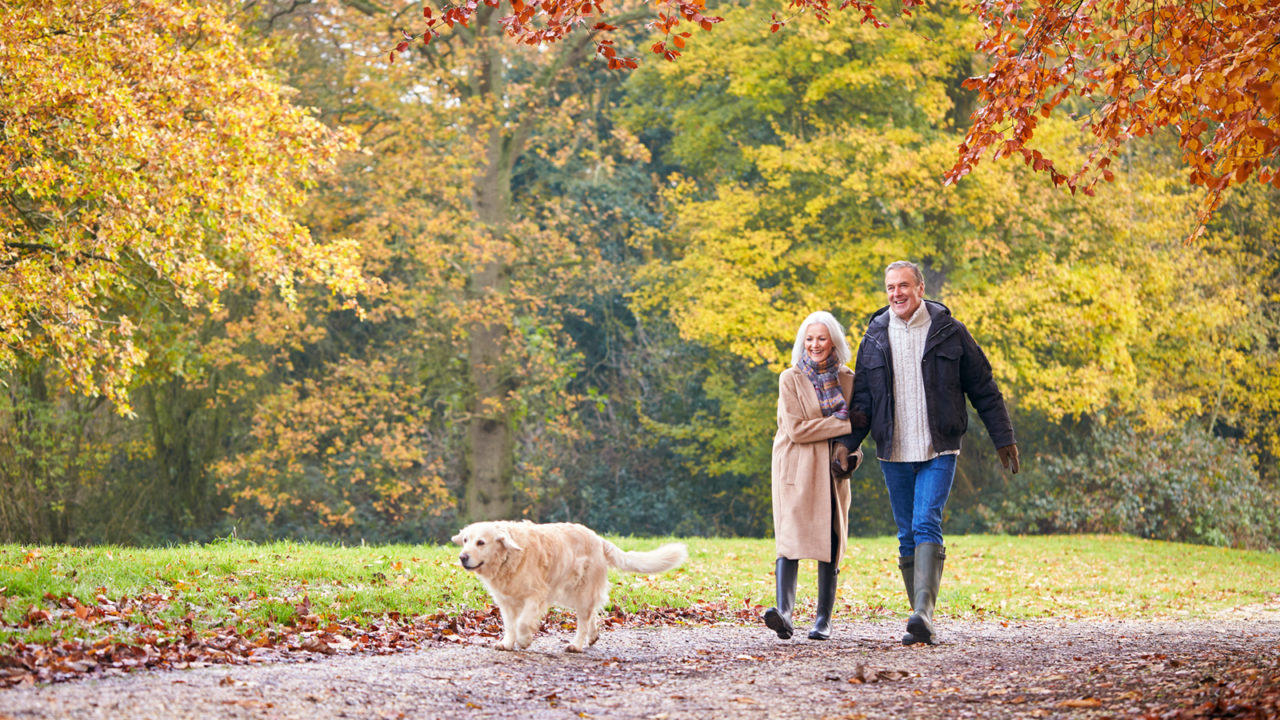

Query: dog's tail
left=603, top=540, right=688, bottom=574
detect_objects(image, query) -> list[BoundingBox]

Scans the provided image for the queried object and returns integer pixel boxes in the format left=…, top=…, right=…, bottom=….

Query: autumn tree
left=0, top=0, right=706, bottom=544
left=0, top=0, right=365, bottom=414
left=200, top=0, right=661, bottom=536
left=620, top=0, right=993, bottom=533
left=0, top=0, right=377, bottom=542
left=950, top=0, right=1280, bottom=232
left=395, top=0, right=1278, bottom=230
left=375, top=0, right=672, bottom=522
left=616, top=0, right=1279, bottom=532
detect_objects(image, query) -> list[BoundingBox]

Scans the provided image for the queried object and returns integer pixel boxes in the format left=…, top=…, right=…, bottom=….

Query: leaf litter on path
left=0, top=595, right=760, bottom=687
left=0, top=618, right=1276, bottom=720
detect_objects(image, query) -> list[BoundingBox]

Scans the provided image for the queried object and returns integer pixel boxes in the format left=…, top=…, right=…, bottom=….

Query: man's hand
left=831, top=443, right=852, bottom=480
left=849, top=410, right=869, bottom=429
left=997, top=444, right=1020, bottom=474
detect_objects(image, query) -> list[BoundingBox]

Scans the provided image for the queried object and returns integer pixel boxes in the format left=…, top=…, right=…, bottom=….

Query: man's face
left=885, top=267, right=925, bottom=320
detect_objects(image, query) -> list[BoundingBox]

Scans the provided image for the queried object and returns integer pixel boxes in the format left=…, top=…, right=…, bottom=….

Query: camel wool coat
left=771, top=365, right=862, bottom=564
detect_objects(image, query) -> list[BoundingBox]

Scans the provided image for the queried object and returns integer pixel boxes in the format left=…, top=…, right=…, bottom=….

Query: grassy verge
left=0, top=534, right=1275, bottom=648
left=662, top=534, right=1279, bottom=621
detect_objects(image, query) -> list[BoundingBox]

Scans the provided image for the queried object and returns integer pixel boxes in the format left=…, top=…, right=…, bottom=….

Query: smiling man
left=837, top=260, right=1019, bottom=646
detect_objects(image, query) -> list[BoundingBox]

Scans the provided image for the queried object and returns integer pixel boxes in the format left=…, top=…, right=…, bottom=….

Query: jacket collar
left=924, top=301, right=957, bottom=346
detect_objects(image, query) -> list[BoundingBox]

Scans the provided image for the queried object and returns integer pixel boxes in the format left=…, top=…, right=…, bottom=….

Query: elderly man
left=833, top=260, right=1019, bottom=645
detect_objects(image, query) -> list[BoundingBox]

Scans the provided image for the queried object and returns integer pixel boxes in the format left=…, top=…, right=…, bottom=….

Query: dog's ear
left=496, top=531, right=523, bottom=552
left=450, top=532, right=465, bottom=545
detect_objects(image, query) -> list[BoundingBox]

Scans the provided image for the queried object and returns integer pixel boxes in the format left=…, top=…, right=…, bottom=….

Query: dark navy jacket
left=843, top=300, right=1015, bottom=457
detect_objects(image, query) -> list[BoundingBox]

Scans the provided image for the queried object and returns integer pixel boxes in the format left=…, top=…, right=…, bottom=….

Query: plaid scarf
left=799, top=353, right=848, bottom=419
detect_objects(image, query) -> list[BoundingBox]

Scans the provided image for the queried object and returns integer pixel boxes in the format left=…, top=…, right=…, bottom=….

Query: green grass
left=668, top=534, right=1279, bottom=621
left=0, top=535, right=1275, bottom=647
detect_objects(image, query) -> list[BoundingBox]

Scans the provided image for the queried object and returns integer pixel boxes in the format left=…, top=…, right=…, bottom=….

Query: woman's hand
left=830, top=444, right=853, bottom=479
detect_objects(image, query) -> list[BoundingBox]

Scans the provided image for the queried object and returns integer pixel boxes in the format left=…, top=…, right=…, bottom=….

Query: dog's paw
left=495, top=638, right=515, bottom=651
left=565, top=643, right=584, bottom=653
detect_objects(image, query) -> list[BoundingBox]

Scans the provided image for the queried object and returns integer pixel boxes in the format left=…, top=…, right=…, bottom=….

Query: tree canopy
left=0, top=0, right=1275, bottom=549
left=397, top=0, right=1280, bottom=229
left=952, top=0, right=1280, bottom=232
left=617, top=0, right=1280, bottom=533
left=0, top=0, right=366, bottom=413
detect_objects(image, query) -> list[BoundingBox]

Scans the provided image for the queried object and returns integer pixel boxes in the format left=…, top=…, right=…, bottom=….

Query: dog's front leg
left=512, top=600, right=544, bottom=650
left=495, top=601, right=518, bottom=651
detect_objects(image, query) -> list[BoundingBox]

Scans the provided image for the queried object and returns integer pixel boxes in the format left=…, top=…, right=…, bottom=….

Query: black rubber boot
left=898, top=555, right=917, bottom=645
left=808, top=561, right=838, bottom=640
left=763, top=558, right=798, bottom=640
left=905, top=543, right=945, bottom=645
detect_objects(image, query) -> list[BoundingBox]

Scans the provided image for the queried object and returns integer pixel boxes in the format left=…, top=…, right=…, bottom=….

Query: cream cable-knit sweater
left=886, top=303, right=956, bottom=462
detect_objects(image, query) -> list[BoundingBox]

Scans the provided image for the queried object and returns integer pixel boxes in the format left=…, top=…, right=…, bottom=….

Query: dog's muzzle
left=459, top=553, right=483, bottom=571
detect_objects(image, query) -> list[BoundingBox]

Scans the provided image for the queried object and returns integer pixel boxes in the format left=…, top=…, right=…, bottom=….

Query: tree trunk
left=456, top=24, right=596, bottom=522
left=465, top=106, right=516, bottom=522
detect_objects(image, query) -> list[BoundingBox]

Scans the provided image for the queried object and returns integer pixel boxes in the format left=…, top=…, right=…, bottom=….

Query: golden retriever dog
left=451, top=521, right=687, bottom=652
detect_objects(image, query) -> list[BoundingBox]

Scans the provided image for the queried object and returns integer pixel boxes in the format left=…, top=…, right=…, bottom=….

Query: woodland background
left=2, top=0, right=1277, bottom=549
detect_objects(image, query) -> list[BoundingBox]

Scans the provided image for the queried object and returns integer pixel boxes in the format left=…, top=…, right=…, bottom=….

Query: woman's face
left=804, top=323, right=833, bottom=363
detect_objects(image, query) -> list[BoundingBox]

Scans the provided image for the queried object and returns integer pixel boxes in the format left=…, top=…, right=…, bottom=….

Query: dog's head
left=450, top=522, right=524, bottom=575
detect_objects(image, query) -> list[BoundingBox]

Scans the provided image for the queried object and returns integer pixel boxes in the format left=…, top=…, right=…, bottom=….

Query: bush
left=989, top=420, right=1279, bottom=549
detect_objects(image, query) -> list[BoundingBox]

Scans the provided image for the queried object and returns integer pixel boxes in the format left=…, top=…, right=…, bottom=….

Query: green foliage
left=0, top=364, right=168, bottom=544
left=630, top=361, right=778, bottom=536
left=987, top=421, right=1279, bottom=549
left=1199, top=181, right=1280, bottom=472
left=0, top=370, right=83, bottom=543
left=531, top=308, right=777, bottom=537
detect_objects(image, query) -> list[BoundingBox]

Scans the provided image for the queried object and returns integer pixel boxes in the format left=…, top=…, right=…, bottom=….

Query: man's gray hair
left=886, top=260, right=925, bottom=287
left=790, top=311, right=852, bottom=367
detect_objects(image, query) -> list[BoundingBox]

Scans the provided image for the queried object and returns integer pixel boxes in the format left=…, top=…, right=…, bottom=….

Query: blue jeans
left=880, top=454, right=958, bottom=557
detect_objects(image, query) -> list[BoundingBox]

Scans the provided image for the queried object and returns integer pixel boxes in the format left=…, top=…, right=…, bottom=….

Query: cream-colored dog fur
left=451, top=520, right=687, bottom=652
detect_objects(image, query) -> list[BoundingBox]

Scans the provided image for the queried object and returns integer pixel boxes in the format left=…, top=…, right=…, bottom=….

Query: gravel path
left=2, top=613, right=1277, bottom=720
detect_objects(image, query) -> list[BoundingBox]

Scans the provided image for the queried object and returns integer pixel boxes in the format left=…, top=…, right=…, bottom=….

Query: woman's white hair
left=790, top=311, right=852, bottom=367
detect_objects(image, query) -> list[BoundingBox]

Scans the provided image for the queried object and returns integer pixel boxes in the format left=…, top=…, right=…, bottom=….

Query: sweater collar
left=889, top=301, right=931, bottom=331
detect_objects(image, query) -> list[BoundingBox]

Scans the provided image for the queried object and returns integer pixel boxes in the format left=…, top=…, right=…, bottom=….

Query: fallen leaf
left=848, top=664, right=911, bottom=684
left=299, top=636, right=335, bottom=655
left=1058, top=697, right=1103, bottom=708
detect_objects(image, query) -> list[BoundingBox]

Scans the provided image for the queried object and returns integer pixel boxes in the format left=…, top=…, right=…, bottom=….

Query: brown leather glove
left=997, top=444, right=1020, bottom=474
left=830, top=443, right=852, bottom=480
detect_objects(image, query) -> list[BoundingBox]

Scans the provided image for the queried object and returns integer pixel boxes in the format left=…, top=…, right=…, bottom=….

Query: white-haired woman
left=764, top=311, right=863, bottom=641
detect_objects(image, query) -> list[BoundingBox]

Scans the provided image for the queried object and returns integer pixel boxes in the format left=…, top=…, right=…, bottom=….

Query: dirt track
left=1, top=612, right=1277, bottom=720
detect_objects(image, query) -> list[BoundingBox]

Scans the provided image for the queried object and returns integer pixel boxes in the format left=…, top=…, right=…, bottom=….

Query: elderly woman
left=765, top=311, right=863, bottom=641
